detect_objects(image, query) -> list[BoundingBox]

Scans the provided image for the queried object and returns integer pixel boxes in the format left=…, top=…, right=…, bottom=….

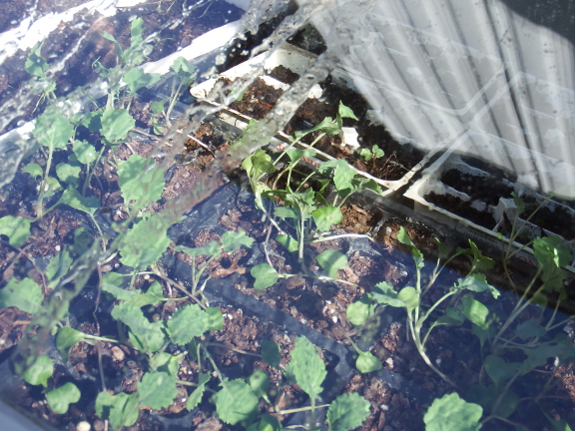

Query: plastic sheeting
left=295, top=0, right=575, bottom=198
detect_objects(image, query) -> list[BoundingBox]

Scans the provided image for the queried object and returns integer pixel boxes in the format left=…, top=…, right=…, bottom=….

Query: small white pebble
left=77, top=421, right=91, bottom=431
left=181, top=398, right=186, bottom=403
left=331, top=316, right=338, bottom=324
left=385, top=357, right=394, bottom=368
left=435, top=358, right=442, bottom=366
left=143, top=274, right=150, bottom=280
left=55, top=245, right=61, bottom=252
left=380, top=404, right=389, bottom=411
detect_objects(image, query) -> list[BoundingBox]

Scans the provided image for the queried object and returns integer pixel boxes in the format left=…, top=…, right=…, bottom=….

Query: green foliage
left=101, top=107, right=136, bottom=142
left=96, top=391, right=139, bottom=431
left=138, top=371, right=178, bottom=410
left=424, top=393, right=482, bottom=431
left=261, top=340, right=281, bottom=369
left=167, top=304, right=210, bottom=345
left=289, top=337, right=326, bottom=400
left=355, top=350, right=382, bottom=373
left=23, top=355, right=53, bottom=387
left=0, top=277, right=43, bottom=314
left=358, top=145, right=384, bottom=161
left=346, top=293, right=374, bottom=325
left=251, top=263, right=279, bottom=290
left=118, top=216, right=171, bottom=270
left=0, top=216, right=31, bottom=247
left=327, top=392, right=371, bottom=431
left=316, top=249, right=347, bottom=279
left=214, top=379, right=259, bottom=425
left=56, top=327, right=87, bottom=362
left=112, top=302, right=166, bottom=352
left=34, top=110, right=74, bottom=150
left=46, top=382, right=81, bottom=414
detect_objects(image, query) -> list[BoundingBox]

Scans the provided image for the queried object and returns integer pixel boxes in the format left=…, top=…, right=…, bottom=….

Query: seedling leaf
left=95, top=391, right=139, bottom=431
left=248, top=369, right=270, bottom=397
left=118, top=154, right=165, bottom=208
left=327, top=392, right=370, bottom=431
left=316, top=249, right=347, bottom=279
left=320, top=159, right=356, bottom=192
left=251, top=263, right=279, bottom=290
left=58, top=188, right=99, bottom=215
left=515, top=319, right=546, bottom=340
left=101, top=107, right=135, bottom=142
left=423, top=393, right=482, bottom=431
left=346, top=294, right=374, bottom=325
left=213, top=379, right=259, bottom=425
left=25, top=42, right=49, bottom=77
left=370, top=281, right=406, bottom=308
left=123, top=68, right=161, bottom=94
left=398, top=286, right=419, bottom=312
left=46, top=382, right=81, bottom=414
left=23, top=163, right=43, bottom=180
left=0, top=216, right=31, bottom=247
left=175, top=241, right=220, bottom=258
left=34, top=111, right=73, bottom=150
left=138, top=371, right=178, bottom=410
left=454, top=274, right=500, bottom=299
left=56, top=163, right=81, bottom=187
left=356, top=351, right=382, bottom=373
left=289, top=337, right=326, bottom=400
left=484, top=355, right=520, bottom=386
left=167, top=304, right=209, bottom=345
left=276, top=234, right=298, bottom=253
left=56, top=327, right=87, bottom=362
left=461, top=295, right=489, bottom=329
left=119, top=216, right=171, bottom=270
left=262, top=340, right=281, bottom=369
left=0, top=277, right=43, bottom=314
left=23, top=355, right=53, bottom=387
left=111, top=302, right=166, bottom=352
left=206, top=307, right=224, bottom=331
left=73, top=140, right=98, bottom=165
left=312, top=206, right=343, bottom=232
left=221, top=230, right=254, bottom=252
left=46, top=249, right=73, bottom=288
left=186, top=384, right=205, bottom=411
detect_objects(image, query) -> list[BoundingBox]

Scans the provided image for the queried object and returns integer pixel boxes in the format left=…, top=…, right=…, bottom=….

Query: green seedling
left=175, top=230, right=254, bottom=295
left=358, top=144, right=384, bottom=161
left=25, top=41, right=57, bottom=110
left=347, top=227, right=500, bottom=386
left=242, top=102, right=380, bottom=265
left=22, top=355, right=81, bottom=414
left=149, top=56, right=196, bottom=134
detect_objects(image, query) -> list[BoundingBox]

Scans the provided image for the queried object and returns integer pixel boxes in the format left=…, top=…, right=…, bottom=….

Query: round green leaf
left=101, top=107, right=135, bottom=142
left=23, top=355, right=53, bottom=387
left=355, top=351, right=382, bottom=373
left=423, top=393, right=482, bottom=431
left=398, top=286, right=419, bottom=312
left=346, top=294, right=374, bottom=325
left=316, top=249, right=347, bottom=279
left=0, top=216, right=31, bottom=247
left=138, top=371, right=178, bottom=410
left=251, top=263, right=279, bottom=290
left=46, top=382, right=81, bottom=414
left=214, top=379, right=259, bottom=425
left=312, top=206, right=343, bottom=232
left=327, top=392, right=370, bottom=431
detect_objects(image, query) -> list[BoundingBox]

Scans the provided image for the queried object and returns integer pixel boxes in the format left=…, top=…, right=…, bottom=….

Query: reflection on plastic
left=296, top=0, right=575, bottom=198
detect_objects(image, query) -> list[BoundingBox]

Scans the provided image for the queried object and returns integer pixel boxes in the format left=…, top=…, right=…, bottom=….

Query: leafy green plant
left=174, top=230, right=254, bottom=294
left=242, top=102, right=380, bottom=269
left=347, top=226, right=499, bottom=385
left=150, top=56, right=197, bottom=134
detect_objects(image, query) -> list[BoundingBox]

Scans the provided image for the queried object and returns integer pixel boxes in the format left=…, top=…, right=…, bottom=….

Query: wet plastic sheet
left=296, top=0, right=575, bottom=199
